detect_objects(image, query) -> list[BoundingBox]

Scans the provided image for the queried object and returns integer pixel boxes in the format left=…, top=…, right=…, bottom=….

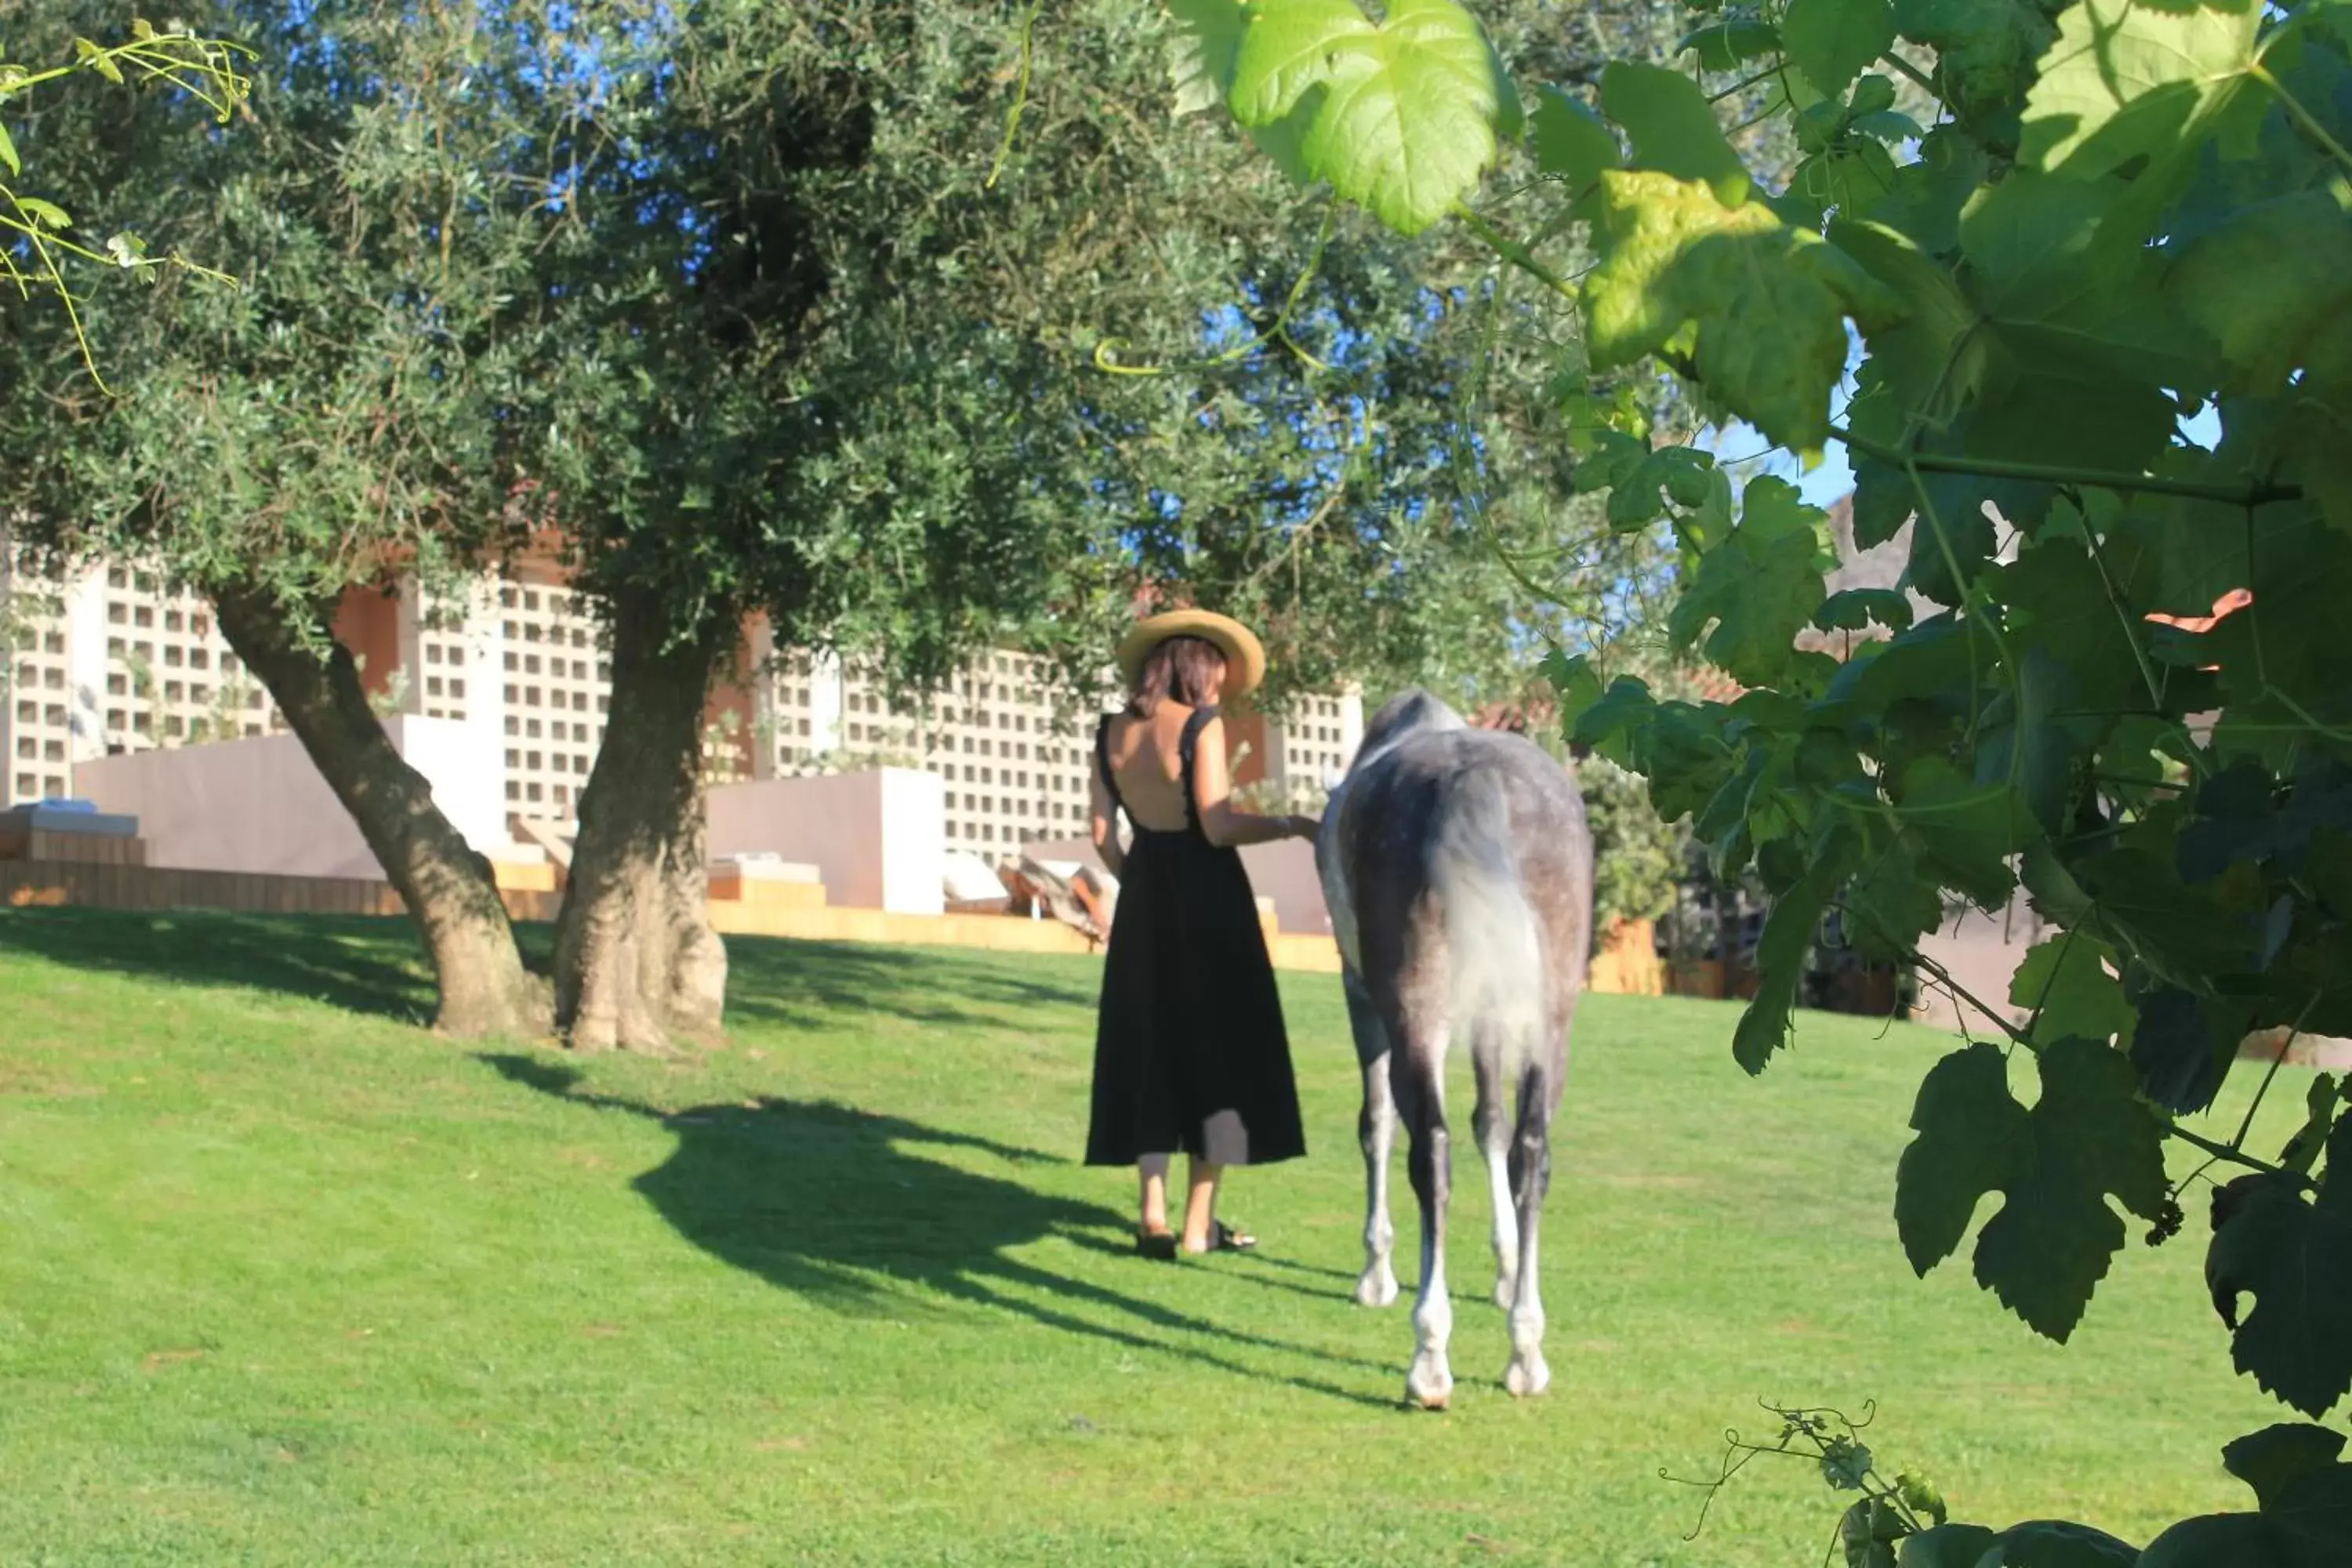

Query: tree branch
left=1837, top=427, right=2302, bottom=508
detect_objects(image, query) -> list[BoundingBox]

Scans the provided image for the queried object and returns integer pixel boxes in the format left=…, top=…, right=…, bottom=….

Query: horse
left=1313, top=689, right=1594, bottom=1409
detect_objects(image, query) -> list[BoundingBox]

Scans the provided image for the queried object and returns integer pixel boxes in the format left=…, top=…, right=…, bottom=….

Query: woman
left=1084, top=609, right=1316, bottom=1259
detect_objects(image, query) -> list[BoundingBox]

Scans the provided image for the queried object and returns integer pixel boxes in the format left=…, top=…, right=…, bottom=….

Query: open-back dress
left=1083, top=706, right=1307, bottom=1168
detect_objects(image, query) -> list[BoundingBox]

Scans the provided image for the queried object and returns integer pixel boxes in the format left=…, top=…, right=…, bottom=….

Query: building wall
left=737, top=635, right=1363, bottom=863
left=4, top=544, right=291, bottom=808
left=5, top=548, right=1365, bottom=876
left=706, top=768, right=946, bottom=916
left=69, top=717, right=499, bottom=880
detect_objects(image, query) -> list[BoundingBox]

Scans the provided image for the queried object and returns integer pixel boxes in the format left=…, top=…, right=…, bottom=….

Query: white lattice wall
left=95, top=564, right=282, bottom=753
left=3, top=589, right=74, bottom=807
left=495, top=581, right=608, bottom=822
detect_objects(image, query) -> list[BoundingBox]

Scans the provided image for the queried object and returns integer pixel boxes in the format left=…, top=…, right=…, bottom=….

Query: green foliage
left=1175, top=0, right=2352, bottom=1555
left=1218, top=0, right=1522, bottom=236
left=1579, top=752, right=1686, bottom=935
left=1896, top=1037, right=2169, bottom=1341
left=0, top=20, right=252, bottom=389
left=2207, top=1117, right=2352, bottom=1419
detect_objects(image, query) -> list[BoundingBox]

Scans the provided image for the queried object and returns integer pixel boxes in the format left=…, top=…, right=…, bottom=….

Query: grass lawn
left=0, top=907, right=2310, bottom=1565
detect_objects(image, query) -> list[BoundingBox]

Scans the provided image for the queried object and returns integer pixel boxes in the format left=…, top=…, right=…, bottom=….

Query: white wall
left=382, top=717, right=508, bottom=868
left=72, top=716, right=502, bottom=880
left=877, top=767, right=947, bottom=915
left=707, top=766, right=944, bottom=915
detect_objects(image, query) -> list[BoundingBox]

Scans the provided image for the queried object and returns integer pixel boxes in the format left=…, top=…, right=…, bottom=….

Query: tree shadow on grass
left=0, top=906, right=1097, bottom=1036
left=478, top=1052, right=1395, bottom=1407
left=0, top=906, right=439, bottom=1025
left=720, top=936, right=1100, bottom=1033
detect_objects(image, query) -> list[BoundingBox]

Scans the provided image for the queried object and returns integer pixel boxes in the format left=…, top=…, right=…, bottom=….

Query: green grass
left=0, top=907, right=2310, bottom=1565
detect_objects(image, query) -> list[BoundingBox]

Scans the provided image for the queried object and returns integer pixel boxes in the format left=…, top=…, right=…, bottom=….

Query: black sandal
left=1203, top=1220, right=1257, bottom=1253
left=1136, top=1229, right=1178, bottom=1261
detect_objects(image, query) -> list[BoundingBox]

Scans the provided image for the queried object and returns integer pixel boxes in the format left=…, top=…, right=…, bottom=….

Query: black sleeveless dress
left=1083, top=706, right=1308, bottom=1168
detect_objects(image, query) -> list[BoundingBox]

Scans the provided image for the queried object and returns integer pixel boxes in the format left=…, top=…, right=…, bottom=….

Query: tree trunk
left=553, top=593, right=729, bottom=1053
left=211, top=581, right=550, bottom=1038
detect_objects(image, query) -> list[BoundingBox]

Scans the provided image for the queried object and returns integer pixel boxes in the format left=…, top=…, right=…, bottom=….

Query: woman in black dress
left=1085, top=610, right=1316, bottom=1259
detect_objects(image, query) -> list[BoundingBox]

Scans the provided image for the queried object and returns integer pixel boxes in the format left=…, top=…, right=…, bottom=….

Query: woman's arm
left=1191, top=717, right=1317, bottom=848
left=1089, top=750, right=1127, bottom=880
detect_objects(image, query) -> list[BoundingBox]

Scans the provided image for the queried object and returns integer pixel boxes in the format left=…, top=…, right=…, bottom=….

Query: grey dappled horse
left=1314, top=690, right=1594, bottom=1408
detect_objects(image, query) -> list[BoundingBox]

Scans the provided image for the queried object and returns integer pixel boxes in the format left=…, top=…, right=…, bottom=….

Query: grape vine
left=1169, top=0, right=2352, bottom=1559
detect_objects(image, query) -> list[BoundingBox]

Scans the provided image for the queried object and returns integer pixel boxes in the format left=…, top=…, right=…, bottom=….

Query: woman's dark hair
left=1127, top=635, right=1227, bottom=718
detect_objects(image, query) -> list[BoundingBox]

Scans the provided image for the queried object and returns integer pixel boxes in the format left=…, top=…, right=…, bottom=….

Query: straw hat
left=1115, top=609, right=1266, bottom=699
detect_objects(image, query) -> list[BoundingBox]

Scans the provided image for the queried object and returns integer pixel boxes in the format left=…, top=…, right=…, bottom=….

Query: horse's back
left=1326, top=720, right=1593, bottom=1023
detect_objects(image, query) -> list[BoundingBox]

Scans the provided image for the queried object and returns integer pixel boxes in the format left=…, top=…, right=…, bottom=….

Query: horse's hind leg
left=1471, top=1033, right=1519, bottom=1311
left=1504, top=1007, right=1573, bottom=1397
left=1391, top=1003, right=1454, bottom=1410
left=1345, top=974, right=1399, bottom=1308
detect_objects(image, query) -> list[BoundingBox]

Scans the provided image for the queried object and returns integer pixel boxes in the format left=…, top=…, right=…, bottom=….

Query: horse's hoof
left=1407, top=1386, right=1452, bottom=1412
left=1356, top=1271, right=1400, bottom=1308
left=1504, top=1354, right=1551, bottom=1398
left=1406, top=1359, right=1454, bottom=1410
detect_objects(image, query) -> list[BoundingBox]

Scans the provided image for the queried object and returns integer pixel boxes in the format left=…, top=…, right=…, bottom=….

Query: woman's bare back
left=1103, top=704, right=1206, bottom=833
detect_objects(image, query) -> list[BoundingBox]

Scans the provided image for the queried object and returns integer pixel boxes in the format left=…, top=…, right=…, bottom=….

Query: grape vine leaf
left=1989, top=1520, right=2146, bottom=1566
left=1831, top=217, right=1985, bottom=425
left=1813, top=586, right=1915, bottom=637
left=2267, top=1459, right=2352, bottom=1568
left=1891, top=0, right=2057, bottom=149
left=1167, top=0, right=1248, bottom=118
left=1668, top=476, right=1828, bottom=686
left=1897, top=1039, right=2167, bottom=1341
left=1568, top=674, right=1657, bottom=771
left=1979, top=1040, right=2172, bottom=1341
left=1584, top=171, right=1899, bottom=448
left=1631, top=702, right=1740, bottom=821
left=2130, top=985, right=2256, bottom=1116
left=2020, top=0, right=2267, bottom=184
left=1869, top=124, right=1991, bottom=256
left=2165, top=192, right=2352, bottom=393
left=1896, top=1042, right=2031, bottom=1273
left=2009, top=935, right=2132, bottom=1048
left=1678, top=19, right=1780, bottom=71
left=2206, top=1116, right=2352, bottom=1417
left=2069, top=841, right=2265, bottom=989
left=1224, top=0, right=1521, bottom=236
left=2143, top=1425, right=2352, bottom=1568
left=1538, top=648, right=1602, bottom=732
left=1843, top=842, right=1946, bottom=962
left=2278, top=1073, right=2341, bottom=1175
left=1731, top=844, right=1852, bottom=1074
left=1896, top=1523, right=2001, bottom=1566
left=1782, top=0, right=1895, bottom=100
left=1897, top=754, right=2027, bottom=909
left=2223, top=1424, right=2348, bottom=1512
left=2137, top=1514, right=2285, bottom=1568
left=1972, top=644, right=2085, bottom=839
left=1595, top=61, right=1750, bottom=202
left=1529, top=83, right=1621, bottom=215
